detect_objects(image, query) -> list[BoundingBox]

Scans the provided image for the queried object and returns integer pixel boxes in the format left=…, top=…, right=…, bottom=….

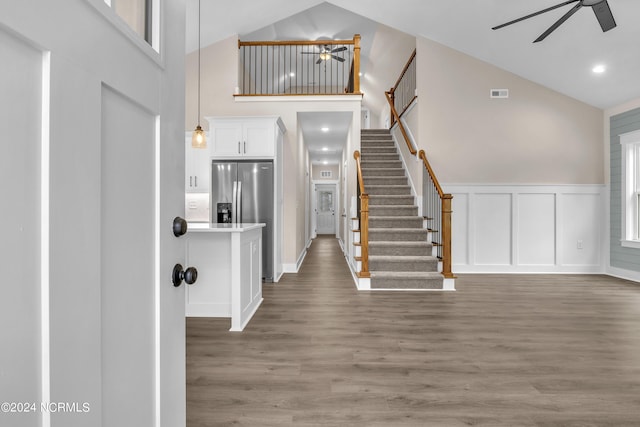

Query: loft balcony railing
left=237, top=35, right=361, bottom=96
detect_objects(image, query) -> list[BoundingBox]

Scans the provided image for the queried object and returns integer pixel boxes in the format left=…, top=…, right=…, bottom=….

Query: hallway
left=187, top=236, right=640, bottom=426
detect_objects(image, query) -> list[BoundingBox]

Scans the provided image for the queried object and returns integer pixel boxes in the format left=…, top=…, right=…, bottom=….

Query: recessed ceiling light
left=323, top=161, right=328, bottom=165
left=322, top=147, right=329, bottom=151
left=289, top=72, right=295, bottom=77
left=592, top=64, right=606, bottom=74
left=321, top=127, right=329, bottom=132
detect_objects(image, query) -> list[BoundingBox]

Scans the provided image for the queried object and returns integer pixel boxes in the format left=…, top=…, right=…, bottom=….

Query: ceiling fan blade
left=592, top=0, right=616, bottom=32
left=331, top=55, right=346, bottom=62
left=316, top=58, right=323, bottom=65
left=492, top=0, right=578, bottom=30
left=331, top=46, right=348, bottom=53
left=534, top=2, right=582, bottom=42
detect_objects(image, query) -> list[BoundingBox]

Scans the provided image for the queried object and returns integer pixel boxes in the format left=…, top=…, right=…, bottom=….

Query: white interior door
left=0, top=1, right=186, bottom=426
left=0, top=24, right=43, bottom=427
left=316, top=184, right=336, bottom=235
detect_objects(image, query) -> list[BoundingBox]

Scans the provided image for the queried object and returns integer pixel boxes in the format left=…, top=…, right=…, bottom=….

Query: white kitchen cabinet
left=185, top=132, right=211, bottom=193
left=208, top=117, right=284, bottom=158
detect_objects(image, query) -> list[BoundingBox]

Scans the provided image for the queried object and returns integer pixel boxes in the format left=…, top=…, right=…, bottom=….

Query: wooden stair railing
left=388, top=49, right=416, bottom=128
left=353, top=150, right=370, bottom=278
left=384, top=66, right=455, bottom=280
left=384, top=90, right=415, bottom=156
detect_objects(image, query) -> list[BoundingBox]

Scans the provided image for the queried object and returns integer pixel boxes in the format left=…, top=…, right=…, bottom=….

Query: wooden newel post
left=441, top=194, right=455, bottom=279
left=353, top=34, right=361, bottom=94
left=389, top=88, right=396, bottom=128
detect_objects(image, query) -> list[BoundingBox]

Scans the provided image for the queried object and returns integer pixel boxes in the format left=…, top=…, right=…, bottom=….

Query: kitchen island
left=185, top=222, right=264, bottom=331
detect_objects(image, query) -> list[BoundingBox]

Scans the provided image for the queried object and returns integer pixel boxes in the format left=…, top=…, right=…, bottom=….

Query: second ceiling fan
left=492, top=0, right=617, bottom=43
left=301, top=45, right=348, bottom=64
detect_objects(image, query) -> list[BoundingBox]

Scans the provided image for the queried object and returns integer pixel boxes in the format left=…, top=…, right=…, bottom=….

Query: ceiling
left=298, top=112, right=353, bottom=165
left=187, top=0, right=640, bottom=163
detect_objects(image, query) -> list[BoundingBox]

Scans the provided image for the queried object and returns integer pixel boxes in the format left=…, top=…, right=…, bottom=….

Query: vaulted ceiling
left=188, top=0, right=640, bottom=110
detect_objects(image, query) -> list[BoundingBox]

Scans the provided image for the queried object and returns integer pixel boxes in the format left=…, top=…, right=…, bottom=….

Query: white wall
left=312, top=164, right=340, bottom=180
left=416, top=36, right=604, bottom=185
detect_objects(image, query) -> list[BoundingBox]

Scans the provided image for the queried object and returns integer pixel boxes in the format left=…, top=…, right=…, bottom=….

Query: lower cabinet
left=184, top=224, right=264, bottom=332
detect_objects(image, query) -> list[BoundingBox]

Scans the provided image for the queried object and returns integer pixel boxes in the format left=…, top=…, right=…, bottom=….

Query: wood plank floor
left=187, top=235, right=640, bottom=426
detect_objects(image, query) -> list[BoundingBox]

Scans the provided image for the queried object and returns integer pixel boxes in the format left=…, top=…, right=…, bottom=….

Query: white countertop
left=187, top=222, right=265, bottom=233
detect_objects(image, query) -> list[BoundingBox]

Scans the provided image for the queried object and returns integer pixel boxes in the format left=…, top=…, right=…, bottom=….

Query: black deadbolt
left=173, top=217, right=188, bottom=237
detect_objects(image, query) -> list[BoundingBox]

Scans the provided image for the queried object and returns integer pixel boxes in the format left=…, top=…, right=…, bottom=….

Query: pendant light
left=192, top=0, right=206, bottom=148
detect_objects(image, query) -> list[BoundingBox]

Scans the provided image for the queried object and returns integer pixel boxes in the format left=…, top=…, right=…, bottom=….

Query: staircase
left=359, top=129, right=444, bottom=290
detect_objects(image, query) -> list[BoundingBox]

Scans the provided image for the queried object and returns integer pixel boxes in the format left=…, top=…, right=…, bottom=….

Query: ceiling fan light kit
left=492, top=0, right=616, bottom=43
left=300, top=44, right=348, bottom=64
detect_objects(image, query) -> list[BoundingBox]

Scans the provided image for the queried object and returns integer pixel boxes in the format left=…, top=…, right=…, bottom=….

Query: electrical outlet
left=577, top=240, right=584, bottom=250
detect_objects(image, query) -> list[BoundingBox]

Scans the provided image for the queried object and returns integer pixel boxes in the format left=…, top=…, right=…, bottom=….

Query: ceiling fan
left=492, top=0, right=617, bottom=43
left=301, top=45, right=348, bottom=65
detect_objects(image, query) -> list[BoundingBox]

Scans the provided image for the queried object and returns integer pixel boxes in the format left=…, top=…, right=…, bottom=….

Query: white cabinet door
left=209, top=118, right=276, bottom=158
left=211, top=120, right=243, bottom=157
left=244, top=120, right=275, bottom=157
left=185, top=135, right=210, bottom=193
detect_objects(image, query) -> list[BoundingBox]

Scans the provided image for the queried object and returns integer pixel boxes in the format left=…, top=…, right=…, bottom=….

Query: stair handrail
left=418, top=150, right=454, bottom=279
left=353, top=150, right=370, bottom=278
left=388, top=49, right=417, bottom=128
left=385, top=90, right=416, bottom=156
left=384, top=49, right=455, bottom=280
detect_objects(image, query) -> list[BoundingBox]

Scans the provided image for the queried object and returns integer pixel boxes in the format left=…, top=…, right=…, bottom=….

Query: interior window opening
left=107, top=0, right=153, bottom=46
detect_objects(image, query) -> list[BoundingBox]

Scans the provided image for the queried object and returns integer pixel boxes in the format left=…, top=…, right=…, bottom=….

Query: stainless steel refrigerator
left=211, top=161, right=274, bottom=281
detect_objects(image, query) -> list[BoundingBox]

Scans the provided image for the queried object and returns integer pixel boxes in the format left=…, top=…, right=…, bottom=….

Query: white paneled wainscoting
left=445, top=185, right=606, bottom=273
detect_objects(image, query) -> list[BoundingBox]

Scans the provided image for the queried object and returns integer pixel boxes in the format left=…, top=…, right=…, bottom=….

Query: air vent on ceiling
left=490, top=89, right=509, bottom=99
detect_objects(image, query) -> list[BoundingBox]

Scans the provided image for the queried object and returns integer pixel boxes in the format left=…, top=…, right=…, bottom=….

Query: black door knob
left=173, top=217, right=188, bottom=237
left=172, top=264, right=198, bottom=287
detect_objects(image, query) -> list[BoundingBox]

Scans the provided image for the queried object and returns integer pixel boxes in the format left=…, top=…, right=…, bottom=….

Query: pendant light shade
left=192, top=0, right=206, bottom=148
left=192, top=125, right=206, bottom=148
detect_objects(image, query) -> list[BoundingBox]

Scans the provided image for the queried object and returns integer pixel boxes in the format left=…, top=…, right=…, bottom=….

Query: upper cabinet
left=185, top=132, right=210, bottom=193
left=208, top=117, right=285, bottom=159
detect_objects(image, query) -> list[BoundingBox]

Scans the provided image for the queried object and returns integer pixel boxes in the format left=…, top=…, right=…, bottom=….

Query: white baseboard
left=607, top=266, right=640, bottom=283
left=282, top=244, right=310, bottom=273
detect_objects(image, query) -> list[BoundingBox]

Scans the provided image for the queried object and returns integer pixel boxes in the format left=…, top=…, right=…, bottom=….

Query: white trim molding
left=444, top=184, right=606, bottom=274
left=619, top=130, right=640, bottom=248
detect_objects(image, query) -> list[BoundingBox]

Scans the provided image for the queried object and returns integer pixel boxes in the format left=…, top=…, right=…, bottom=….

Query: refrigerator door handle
left=237, top=181, right=242, bottom=224
left=232, top=181, right=238, bottom=224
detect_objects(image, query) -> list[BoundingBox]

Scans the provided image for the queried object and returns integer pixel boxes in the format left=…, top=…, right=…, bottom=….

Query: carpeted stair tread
left=370, top=271, right=444, bottom=290
left=369, top=205, right=418, bottom=216
left=369, top=195, right=415, bottom=205
left=361, top=168, right=405, bottom=177
left=369, top=216, right=424, bottom=229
